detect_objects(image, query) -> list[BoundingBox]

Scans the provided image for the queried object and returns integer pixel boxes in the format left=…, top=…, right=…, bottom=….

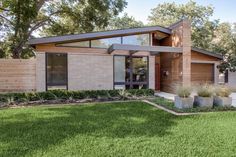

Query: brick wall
left=35, top=44, right=155, bottom=91
left=36, top=53, right=46, bottom=92
left=68, top=54, right=114, bottom=90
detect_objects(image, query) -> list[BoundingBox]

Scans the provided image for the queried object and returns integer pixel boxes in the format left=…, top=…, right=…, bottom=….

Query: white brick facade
left=68, top=54, right=114, bottom=90
left=36, top=52, right=46, bottom=92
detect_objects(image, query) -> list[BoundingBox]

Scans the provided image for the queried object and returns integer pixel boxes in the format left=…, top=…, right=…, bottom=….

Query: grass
left=1, top=101, right=236, bottom=156
left=150, top=97, right=236, bottom=113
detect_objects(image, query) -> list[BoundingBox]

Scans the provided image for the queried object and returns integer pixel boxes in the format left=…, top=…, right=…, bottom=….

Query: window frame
left=91, top=36, right=122, bottom=49
left=113, top=55, right=149, bottom=89
left=45, top=52, right=68, bottom=91
left=55, top=33, right=152, bottom=49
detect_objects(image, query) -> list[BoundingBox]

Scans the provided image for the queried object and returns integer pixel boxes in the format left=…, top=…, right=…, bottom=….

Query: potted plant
left=214, top=86, right=232, bottom=107
left=174, top=86, right=193, bottom=109
left=194, top=84, right=214, bottom=108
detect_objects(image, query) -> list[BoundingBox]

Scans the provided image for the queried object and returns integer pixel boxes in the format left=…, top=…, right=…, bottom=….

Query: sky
left=124, top=0, right=236, bottom=24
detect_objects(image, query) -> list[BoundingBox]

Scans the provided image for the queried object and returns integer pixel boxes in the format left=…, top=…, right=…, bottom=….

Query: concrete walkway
left=155, top=92, right=175, bottom=101
left=155, top=92, right=236, bottom=107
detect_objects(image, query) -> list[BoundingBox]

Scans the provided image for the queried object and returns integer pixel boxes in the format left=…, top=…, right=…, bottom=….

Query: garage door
left=191, top=63, right=214, bottom=85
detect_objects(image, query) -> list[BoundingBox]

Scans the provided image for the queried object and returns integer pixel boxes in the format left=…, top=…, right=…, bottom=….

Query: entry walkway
left=155, top=92, right=175, bottom=101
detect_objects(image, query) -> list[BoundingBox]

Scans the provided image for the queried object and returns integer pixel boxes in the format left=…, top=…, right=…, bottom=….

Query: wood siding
left=191, top=63, right=214, bottom=85
left=0, top=59, right=36, bottom=93
left=191, top=50, right=220, bottom=61
left=160, top=53, right=182, bottom=92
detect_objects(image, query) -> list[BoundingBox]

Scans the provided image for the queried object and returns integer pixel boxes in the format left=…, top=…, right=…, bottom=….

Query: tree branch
left=0, top=14, right=13, bottom=25
left=0, top=7, right=10, bottom=12
left=29, top=10, right=61, bottom=35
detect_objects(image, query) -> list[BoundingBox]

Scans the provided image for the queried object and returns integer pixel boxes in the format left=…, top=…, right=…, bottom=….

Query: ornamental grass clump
left=215, top=86, right=231, bottom=97
left=197, top=84, right=214, bottom=97
left=176, top=86, right=192, bottom=98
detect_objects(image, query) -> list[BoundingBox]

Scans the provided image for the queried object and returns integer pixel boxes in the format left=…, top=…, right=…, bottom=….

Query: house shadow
left=0, top=102, right=194, bottom=156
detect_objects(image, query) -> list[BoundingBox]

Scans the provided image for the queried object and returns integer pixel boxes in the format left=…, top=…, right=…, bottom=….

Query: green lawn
left=1, top=102, right=236, bottom=157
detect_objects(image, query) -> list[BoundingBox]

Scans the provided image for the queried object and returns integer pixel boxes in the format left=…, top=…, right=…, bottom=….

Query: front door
left=155, top=63, right=160, bottom=91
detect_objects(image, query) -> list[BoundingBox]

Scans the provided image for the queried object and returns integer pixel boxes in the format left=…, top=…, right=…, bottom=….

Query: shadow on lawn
left=0, top=102, right=193, bottom=156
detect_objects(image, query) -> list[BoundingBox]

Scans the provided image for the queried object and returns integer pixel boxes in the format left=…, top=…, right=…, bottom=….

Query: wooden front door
left=155, top=63, right=161, bottom=91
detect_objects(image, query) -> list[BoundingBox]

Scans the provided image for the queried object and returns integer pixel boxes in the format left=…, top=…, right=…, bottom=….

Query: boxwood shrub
left=0, top=89, right=154, bottom=104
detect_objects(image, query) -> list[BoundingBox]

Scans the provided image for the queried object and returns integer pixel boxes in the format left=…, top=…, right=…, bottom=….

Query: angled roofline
left=29, top=25, right=171, bottom=45
left=168, top=18, right=189, bottom=29
left=191, top=47, right=223, bottom=59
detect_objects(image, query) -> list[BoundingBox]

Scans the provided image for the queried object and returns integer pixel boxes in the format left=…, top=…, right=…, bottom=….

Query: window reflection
left=91, top=37, right=121, bottom=48
left=114, top=56, right=148, bottom=89
left=132, top=57, right=148, bottom=82
left=123, top=34, right=150, bottom=46
left=46, top=53, right=67, bottom=90
left=57, top=41, right=90, bottom=47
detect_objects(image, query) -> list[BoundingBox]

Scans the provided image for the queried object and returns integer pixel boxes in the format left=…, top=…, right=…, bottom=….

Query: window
left=122, top=34, right=150, bottom=46
left=46, top=53, right=67, bottom=90
left=57, top=41, right=90, bottom=47
left=91, top=37, right=121, bottom=48
left=114, top=56, right=148, bottom=89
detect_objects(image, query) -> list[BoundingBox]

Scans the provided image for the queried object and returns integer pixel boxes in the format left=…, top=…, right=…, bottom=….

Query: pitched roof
left=29, top=25, right=171, bottom=45
left=191, top=47, right=223, bottom=59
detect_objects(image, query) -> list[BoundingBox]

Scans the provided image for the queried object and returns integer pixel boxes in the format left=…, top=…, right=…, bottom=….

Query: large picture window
left=46, top=53, right=68, bottom=90
left=114, top=56, right=148, bottom=89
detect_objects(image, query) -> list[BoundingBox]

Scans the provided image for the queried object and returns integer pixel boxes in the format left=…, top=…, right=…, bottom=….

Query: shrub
left=118, top=89, right=131, bottom=100
left=38, top=91, right=57, bottom=100
left=50, top=90, right=72, bottom=100
left=197, top=84, right=213, bottom=97
left=27, top=92, right=41, bottom=101
left=215, top=86, right=231, bottom=97
left=0, top=89, right=154, bottom=104
left=176, top=86, right=192, bottom=98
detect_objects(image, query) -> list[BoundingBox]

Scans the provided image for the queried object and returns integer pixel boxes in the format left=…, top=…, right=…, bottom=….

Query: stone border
left=142, top=100, right=199, bottom=116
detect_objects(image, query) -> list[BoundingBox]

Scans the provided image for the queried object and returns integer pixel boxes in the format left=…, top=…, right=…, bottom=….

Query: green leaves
left=0, top=0, right=127, bottom=58
left=148, top=1, right=236, bottom=72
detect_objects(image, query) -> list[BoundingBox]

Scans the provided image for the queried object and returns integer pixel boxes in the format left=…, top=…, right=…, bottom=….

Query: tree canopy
left=104, top=13, right=144, bottom=30
left=148, top=0, right=236, bottom=72
left=0, top=0, right=127, bottom=58
left=148, top=0, right=217, bottom=50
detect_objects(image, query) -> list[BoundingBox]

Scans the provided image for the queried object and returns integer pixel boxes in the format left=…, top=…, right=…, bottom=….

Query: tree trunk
left=11, top=41, right=24, bottom=59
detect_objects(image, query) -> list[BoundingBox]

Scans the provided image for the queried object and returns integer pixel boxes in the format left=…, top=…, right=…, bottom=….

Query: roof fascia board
left=108, top=44, right=183, bottom=54
left=29, top=26, right=171, bottom=45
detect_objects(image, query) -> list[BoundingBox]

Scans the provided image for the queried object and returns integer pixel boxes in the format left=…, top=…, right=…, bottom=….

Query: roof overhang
left=108, top=44, right=183, bottom=54
left=192, top=47, right=223, bottom=59
left=29, top=26, right=171, bottom=45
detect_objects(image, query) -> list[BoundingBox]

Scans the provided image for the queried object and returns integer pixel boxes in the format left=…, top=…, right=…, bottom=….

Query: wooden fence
left=0, top=59, right=36, bottom=93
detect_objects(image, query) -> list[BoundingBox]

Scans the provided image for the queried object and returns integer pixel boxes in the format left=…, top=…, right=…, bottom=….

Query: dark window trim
left=113, top=55, right=149, bottom=89
left=45, top=52, right=68, bottom=91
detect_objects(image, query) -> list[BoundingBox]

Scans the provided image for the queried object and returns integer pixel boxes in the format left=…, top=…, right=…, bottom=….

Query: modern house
left=29, top=19, right=223, bottom=93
